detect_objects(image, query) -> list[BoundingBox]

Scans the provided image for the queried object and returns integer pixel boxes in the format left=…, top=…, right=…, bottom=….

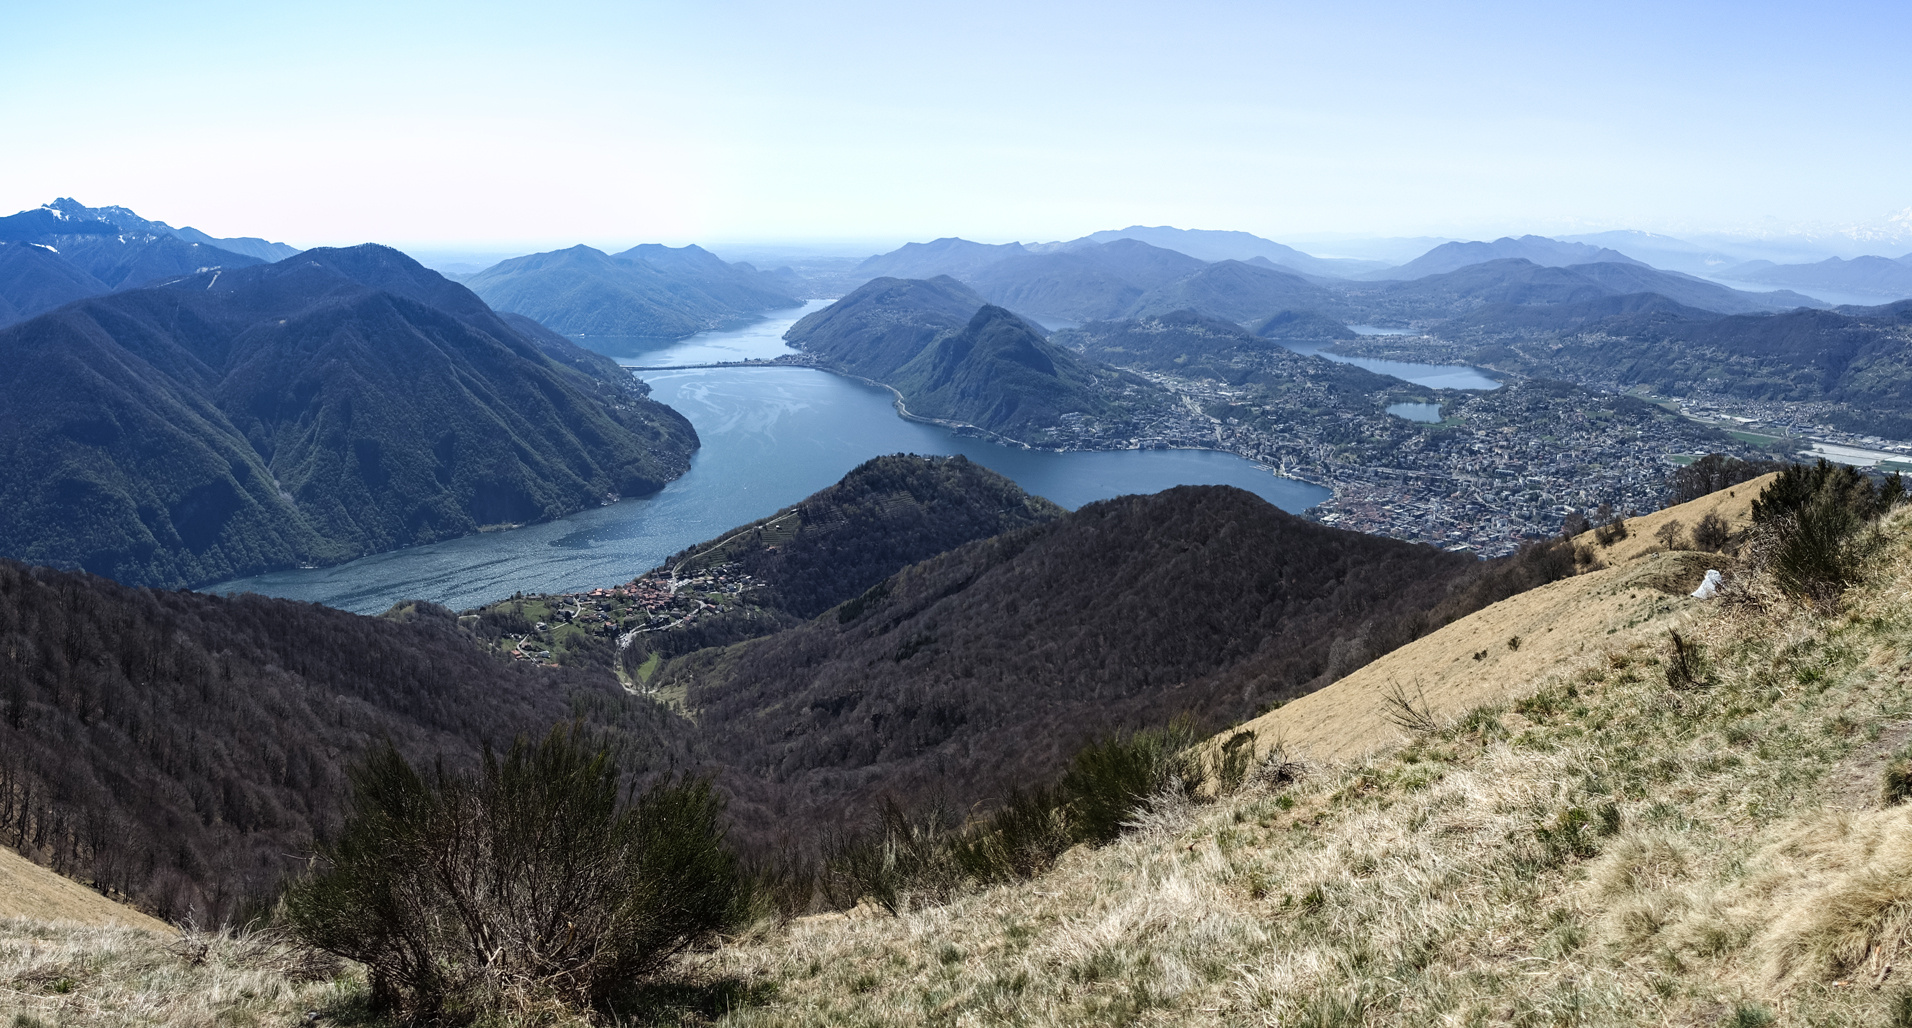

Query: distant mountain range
left=1364, top=235, right=1645, bottom=280
left=784, top=277, right=1158, bottom=442
left=1716, top=254, right=1912, bottom=304
left=0, top=244, right=698, bottom=588
left=845, top=233, right=1817, bottom=332
left=1054, top=226, right=1391, bottom=277
left=464, top=243, right=801, bottom=351
left=0, top=198, right=299, bottom=326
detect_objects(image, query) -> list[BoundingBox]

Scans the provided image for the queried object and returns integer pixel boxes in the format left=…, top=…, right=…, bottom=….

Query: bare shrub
left=1380, top=680, right=1440, bottom=736
left=1693, top=512, right=1732, bottom=552
left=284, top=725, right=748, bottom=1019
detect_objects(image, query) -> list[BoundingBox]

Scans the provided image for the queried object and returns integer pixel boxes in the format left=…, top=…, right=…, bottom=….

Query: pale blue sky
left=4, top=1, right=1907, bottom=251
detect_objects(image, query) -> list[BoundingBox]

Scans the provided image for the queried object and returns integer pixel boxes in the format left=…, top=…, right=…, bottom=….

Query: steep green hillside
left=787, top=284, right=1169, bottom=445
left=887, top=305, right=1134, bottom=439
left=783, top=275, right=989, bottom=381
left=0, top=244, right=698, bottom=588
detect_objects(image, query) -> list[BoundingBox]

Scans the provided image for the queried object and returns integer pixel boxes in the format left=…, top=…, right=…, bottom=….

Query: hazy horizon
left=6, top=1, right=1910, bottom=256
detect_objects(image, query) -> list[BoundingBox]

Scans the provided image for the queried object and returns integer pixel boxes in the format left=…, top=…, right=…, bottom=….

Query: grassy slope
left=1234, top=474, right=1775, bottom=764
left=0, top=850, right=166, bottom=934
left=679, top=485, right=1912, bottom=1026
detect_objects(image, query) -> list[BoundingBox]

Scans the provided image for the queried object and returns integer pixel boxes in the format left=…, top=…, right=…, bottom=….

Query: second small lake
left=1276, top=339, right=1501, bottom=391
left=1386, top=402, right=1444, bottom=423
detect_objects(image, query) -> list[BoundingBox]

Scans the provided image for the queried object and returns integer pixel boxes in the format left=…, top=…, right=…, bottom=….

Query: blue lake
left=208, top=308, right=1330, bottom=614
left=1386, top=402, right=1443, bottom=423
left=1276, top=339, right=1501, bottom=391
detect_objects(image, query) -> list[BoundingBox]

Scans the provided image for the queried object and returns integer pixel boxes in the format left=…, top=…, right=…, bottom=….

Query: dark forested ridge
left=654, top=485, right=1569, bottom=826
left=0, top=559, right=691, bottom=922
left=659, top=454, right=1064, bottom=621
left=0, top=244, right=699, bottom=588
left=479, top=455, right=1068, bottom=671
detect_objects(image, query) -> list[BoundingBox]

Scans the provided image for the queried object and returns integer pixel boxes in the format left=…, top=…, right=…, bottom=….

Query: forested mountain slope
left=656, top=454, right=1063, bottom=621
left=655, top=485, right=1567, bottom=826
left=478, top=454, right=1067, bottom=670
left=888, top=305, right=1131, bottom=437
left=0, top=244, right=698, bottom=588
left=783, top=275, right=990, bottom=381
left=0, top=559, right=692, bottom=923
left=786, top=283, right=1168, bottom=444
left=1420, top=298, right=1912, bottom=437
left=0, top=240, right=110, bottom=325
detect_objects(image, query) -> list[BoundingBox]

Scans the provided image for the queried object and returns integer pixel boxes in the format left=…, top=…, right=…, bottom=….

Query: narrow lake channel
left=207, top=305, right=1344, bottom=613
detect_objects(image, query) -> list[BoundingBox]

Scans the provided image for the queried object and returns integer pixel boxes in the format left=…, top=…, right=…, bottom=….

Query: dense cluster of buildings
left=1068, top=362, right=1755, bottom=556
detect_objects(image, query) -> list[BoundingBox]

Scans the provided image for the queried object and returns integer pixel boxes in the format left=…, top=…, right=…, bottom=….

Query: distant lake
left=208, top=309, right=1330, bottom=614
left=1277, top=339, right=1501, bottom=391
left=606, top=299, right=829, bottom=366
left=1347, top=325, right=1415, bottom=336
left=1387, top=402, right=1443, bottom=423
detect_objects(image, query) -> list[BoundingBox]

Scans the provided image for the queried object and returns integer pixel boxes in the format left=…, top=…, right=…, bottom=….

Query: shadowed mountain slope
left=0, top=245, right=698, bottom=588
left=658, top=454, right=1064, bottom=622
left=0, top=241, right=110, bottom=325
left=0, top=558, right=690, bottom=923
left=490, top=455, right=1074, bottom=670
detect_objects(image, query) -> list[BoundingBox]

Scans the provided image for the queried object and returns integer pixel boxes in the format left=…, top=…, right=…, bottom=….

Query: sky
left=4, top=0, right=1910, bottom=253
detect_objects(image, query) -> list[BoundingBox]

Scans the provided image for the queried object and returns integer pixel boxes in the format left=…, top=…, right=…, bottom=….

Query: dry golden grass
left=0, top=848, right=168, bottom=934
left=1219, top=475, right=1776, bottom=767
left=0, top=917, right=356, bottom=1027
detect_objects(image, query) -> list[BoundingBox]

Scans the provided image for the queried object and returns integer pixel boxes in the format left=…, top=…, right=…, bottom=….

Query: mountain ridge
left=0, top=244, right=699, bottom=588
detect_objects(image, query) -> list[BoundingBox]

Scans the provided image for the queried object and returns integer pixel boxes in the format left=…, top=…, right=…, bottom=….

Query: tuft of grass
left=1886, top=747, right=1912, bottom=805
